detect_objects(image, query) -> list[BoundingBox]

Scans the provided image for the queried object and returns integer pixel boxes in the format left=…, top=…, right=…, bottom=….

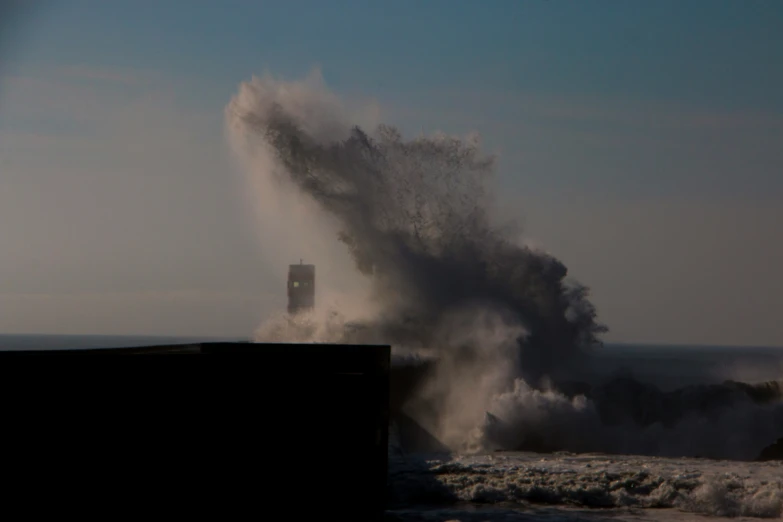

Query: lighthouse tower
left=287, top=260, right=315, bottom=315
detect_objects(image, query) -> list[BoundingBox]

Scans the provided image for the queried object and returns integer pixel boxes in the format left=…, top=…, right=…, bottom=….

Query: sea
left=2, top=334, right=781, bottom=520
left=0, top=333, right=249, bottom=351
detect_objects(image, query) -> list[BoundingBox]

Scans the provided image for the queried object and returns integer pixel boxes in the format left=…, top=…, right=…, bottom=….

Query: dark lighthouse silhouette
left=287, top=260, right=315, bottom=315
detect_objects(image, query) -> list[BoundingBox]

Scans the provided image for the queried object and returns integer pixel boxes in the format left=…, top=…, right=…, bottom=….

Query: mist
left=224, top=69, right=781, bottom=459
left=225, top=69, right=604, bottom=444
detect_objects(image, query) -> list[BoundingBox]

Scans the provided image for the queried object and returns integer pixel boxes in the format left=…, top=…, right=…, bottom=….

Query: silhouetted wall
left=0, top=342, right=390, bottom=521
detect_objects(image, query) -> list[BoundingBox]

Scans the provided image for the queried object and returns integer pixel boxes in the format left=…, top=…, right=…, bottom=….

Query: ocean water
left=0, top=334, right=248, bottom=351
left=387, top=451, right=783, bottom=520
left=386, top=343, right=783, bottom=520
left=587, top=343, right=783, bottom=391
left=2, top=335, right=780, bottom=519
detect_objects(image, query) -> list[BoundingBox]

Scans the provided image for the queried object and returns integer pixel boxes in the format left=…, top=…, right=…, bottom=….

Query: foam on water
left=387, top=451, right=783, bottom=520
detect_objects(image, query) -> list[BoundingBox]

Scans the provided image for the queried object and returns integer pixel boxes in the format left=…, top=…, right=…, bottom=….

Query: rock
left=756, top=438, right=783, bottom=461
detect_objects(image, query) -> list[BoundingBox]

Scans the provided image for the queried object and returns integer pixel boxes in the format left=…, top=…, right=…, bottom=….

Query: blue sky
left=1, top=1, right=782, bottom=344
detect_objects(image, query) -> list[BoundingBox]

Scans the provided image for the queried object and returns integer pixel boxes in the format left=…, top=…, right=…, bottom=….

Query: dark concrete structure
left=0, top=342, right=390, bottom=520
left=288, top=262, right=315, bottom=314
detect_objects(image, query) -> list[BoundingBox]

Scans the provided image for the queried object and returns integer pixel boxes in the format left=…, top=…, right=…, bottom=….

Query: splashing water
left=224, top=70, right=781, bottom=459
left=225, top=69, right=606, bottom=447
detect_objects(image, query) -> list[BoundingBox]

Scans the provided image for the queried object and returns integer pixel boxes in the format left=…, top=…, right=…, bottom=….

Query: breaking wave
left=224, top=69, right=782, bottom=463
left=474, top=378, right=783, bottom=461
left=387, top=453, right=783, bottom=519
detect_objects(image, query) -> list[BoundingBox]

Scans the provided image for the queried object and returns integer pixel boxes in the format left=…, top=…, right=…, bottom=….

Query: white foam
left=388, top=452, right=783, bottom=519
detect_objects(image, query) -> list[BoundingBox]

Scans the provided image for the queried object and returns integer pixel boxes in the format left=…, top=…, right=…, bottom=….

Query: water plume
left=224, top=70, right=783, bottom=462
left=225, top=69, right=606, bottom=446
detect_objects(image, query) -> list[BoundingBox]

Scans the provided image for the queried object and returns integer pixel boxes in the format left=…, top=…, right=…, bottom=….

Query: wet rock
left=756, top=438, right=783, bottom=461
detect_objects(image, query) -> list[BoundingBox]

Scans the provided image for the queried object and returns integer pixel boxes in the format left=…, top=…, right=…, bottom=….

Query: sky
left=0, top=0, right=782, bottom=345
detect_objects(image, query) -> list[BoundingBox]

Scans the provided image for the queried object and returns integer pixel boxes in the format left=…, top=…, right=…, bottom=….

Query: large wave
left=224, top=70, right=781, bottom=460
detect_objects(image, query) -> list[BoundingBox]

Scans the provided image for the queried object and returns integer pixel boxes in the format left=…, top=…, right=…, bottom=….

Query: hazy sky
left=1, top=0, right=782, bottom=344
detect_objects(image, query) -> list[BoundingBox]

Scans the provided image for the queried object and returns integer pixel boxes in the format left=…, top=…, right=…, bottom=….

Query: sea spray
left=225, top=69, right=605, bottom=446
left=225, top=69, right=782, bottom=459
